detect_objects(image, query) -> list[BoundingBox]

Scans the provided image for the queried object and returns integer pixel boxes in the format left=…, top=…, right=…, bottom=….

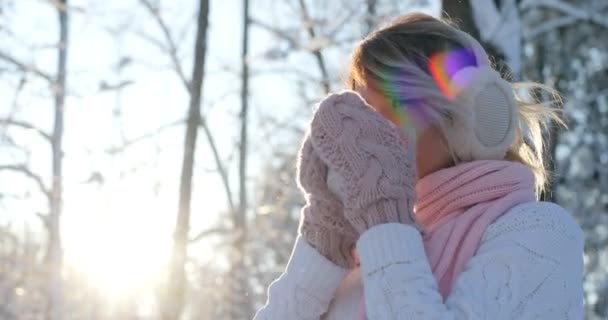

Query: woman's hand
left=309, top=91, right=422, bottom=234
left=296, top=133, right=358, bottom=268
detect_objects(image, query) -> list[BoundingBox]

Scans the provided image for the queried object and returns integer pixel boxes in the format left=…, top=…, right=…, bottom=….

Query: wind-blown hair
left=346, top=13, right=563, bottom=195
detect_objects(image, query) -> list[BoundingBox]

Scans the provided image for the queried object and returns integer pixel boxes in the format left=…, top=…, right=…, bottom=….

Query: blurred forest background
left=0, top=0, right=606, bottom=319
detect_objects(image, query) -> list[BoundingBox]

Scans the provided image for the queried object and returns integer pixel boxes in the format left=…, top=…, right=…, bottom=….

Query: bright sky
left=0, top=0, right=439, bottom=307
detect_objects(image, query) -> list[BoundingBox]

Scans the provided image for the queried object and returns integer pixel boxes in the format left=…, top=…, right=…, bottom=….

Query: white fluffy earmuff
left=442, top=31, right=519, bottom=162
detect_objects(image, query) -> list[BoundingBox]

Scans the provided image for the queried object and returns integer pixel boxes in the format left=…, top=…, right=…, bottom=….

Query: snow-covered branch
left=526, top=15, right=578, bottom=38
left=469, top=0, right=522, bottom=76
left=522, top=0, right=608, bottom=38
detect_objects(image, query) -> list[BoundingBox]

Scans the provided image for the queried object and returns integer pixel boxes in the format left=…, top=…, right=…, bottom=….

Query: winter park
left=0, top=0, right=607, bottom=319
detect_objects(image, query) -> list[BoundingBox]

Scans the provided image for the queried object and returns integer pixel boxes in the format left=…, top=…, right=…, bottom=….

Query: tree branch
left=106, top=118, right=184, bottom=154
left=327, top=5, right=359, bottom=39
left=0, top=51, right=54, bottom=82
left=188, top=226, right=228, bottom=243
left=139, top=0, right=237, bottom=222
left=139, top=0, right=191, bottom=91
left=200, top=116, right=236, bottom=213
left=526, top=15, right=578, bottom=38
left=0, top=165, right=50, bottom=201
left=249, top=17, right=299, bottom=49
left=0, top=118, right=52, bottom=143
left=521, top=0, right=608, bottom=29
left=36, top=212, right=51, bottom=230
left=298, top=0, right=330, bottom=94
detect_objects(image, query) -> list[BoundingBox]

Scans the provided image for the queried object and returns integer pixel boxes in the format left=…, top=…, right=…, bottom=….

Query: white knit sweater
left=254, top=201, right=585, bottom=319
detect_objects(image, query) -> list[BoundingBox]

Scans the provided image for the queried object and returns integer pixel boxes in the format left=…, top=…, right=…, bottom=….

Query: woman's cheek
left=367, top=97, right=401, bottom=126
left=377, top=107, right=401, bottom=126
left=357, top=86, right=401, bottom=126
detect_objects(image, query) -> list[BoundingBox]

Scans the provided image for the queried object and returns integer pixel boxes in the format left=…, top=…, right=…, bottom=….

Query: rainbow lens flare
left=373, top=47, right=478, bottom=134
left=428, top=47, right=478, bottom=99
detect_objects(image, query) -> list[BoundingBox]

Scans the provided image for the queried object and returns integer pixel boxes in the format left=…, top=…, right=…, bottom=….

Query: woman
left=254, top=13, right=584, bottom=319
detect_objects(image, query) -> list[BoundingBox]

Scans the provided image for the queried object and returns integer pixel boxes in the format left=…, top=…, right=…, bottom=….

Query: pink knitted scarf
left=358, top=160, right=536, bottom=318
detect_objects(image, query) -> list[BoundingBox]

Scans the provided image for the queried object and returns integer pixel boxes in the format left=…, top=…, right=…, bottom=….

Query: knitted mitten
left=310, top=91, right=419, bottom=234
left=297, top=133, right=358, bottom=268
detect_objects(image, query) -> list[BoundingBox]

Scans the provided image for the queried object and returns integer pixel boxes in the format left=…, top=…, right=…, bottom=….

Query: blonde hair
left=346, top=13, right=564, bottom=195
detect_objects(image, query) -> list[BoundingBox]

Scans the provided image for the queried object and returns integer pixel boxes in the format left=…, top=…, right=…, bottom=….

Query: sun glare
left=63, top=181, right=173, bottom=298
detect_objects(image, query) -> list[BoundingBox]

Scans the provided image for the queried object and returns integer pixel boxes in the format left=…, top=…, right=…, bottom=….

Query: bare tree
left=137, top=0, right=235, bottom=220
left=0, top=1, right=70, bottom=318
left=230, top=0, right=252, bottom=318
left=46, top=1, right=69, bottom=319
left=160, top=0, right=210, bottom=319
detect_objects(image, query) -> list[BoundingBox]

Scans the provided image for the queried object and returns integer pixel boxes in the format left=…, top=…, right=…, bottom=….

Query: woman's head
left=347, top=13, right=562, bottom=194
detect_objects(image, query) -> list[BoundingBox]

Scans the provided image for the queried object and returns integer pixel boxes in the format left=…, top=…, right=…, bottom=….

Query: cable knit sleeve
left=254, top=236, right=349, bottom=320
left=357, top=202, right=585, bottom=319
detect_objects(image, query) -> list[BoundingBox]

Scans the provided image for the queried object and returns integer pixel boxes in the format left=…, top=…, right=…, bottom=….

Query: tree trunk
left=161, top=1, right=209, bottom=319
left=442, top=0, right=481, bottom=38
left=230, top=0, right=251, bottom=318
left=46, top=1, right=69, bottom=319
left=365, top=0, right=377, bottom=34
left=539, top=27, right=566, bottom=202
left=534, top=42, right=556, bottom=202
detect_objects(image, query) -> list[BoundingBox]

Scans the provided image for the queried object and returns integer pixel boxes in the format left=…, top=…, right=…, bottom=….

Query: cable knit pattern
left=297, top=134, right=358, bottom=268
left=254, top=237, right=349, bottom=320
left=414, top=160, right=537, bottom=298
left=254, top=201, right=584, bottom=320
left=310, top=91, right=418, bottom=233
